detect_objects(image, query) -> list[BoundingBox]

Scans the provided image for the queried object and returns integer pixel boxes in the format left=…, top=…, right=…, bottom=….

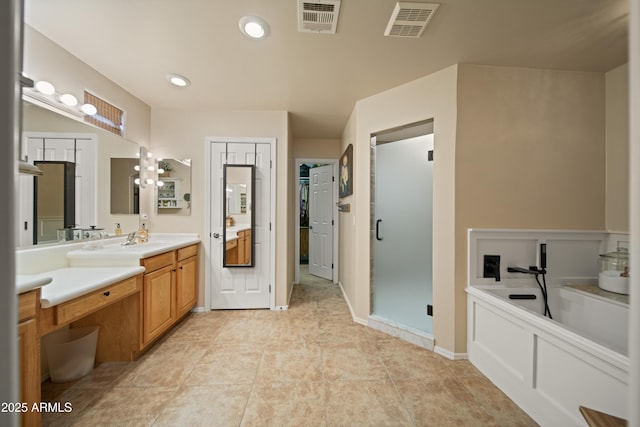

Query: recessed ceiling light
left=239, top=16, right=269, bottom=39
left=166, top=73, right=191, bottom=87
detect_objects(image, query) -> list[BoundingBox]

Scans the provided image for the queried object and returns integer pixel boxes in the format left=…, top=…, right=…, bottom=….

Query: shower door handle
left=376, top=219, right=383, bottom=241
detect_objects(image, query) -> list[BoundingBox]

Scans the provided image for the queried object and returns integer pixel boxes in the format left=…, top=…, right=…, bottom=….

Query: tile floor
left=42, top=269, right=537, bottom=426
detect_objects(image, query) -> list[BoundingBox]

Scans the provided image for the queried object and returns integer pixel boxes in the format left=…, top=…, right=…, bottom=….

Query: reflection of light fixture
left=35, top=80, right=55, bottom=95
left=157, top=181, right=165, bottom=187
left=26, top=78, right=97, bottom=117
left=226, top=188, right=233, bottom=192
left=239, top=16, right=269, bottom=39
left=59, top=93, right=78, bottom=106
left=80, top=103, right=97, bottom=115
left=166, top=73, right=191, bottom=87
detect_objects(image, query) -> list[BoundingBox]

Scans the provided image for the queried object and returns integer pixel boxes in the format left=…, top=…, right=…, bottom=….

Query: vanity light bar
left=25, top=79, right=97, bottom=119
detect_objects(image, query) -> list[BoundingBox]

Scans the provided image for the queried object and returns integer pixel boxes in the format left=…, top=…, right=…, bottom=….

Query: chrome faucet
left=121, top=232, right=137, bottom=246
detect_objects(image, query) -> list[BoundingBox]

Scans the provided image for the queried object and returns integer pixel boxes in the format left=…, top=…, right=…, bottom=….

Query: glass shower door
left=373, top=134, right=434, bottom=334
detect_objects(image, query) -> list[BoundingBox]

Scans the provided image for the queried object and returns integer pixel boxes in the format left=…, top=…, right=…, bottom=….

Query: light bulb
left=134, top=165, right=140, bottom=171
left=157, top=181, right=165, bottom=187
left=157, top=168, right=165, bottom=174
left=81, top=103, right=97, bottom=115
left=59, top=93, right=78, bottom=106
left=35, top=81, right=55, bottom=95
left=147, top=165, right=155, bottom=171
left=145, top=178, right=154, bottom=185
left=134, top=178, right=141, bottom=185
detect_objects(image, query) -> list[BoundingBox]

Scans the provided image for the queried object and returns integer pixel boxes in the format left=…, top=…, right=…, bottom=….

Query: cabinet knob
left=103, top=291, right=110, bottom=297
left=179, top=266, right=183, bottom=270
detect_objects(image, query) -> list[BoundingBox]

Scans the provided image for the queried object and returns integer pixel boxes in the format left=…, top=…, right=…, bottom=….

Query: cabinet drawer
left=226, top=239, right=237, bottom=250
left=142, top=251, right=175, bottom=272
left=18, top=290, right=38, bottom=322
left=56, top=276, right=140, bottom=325
left=177, top=244, right=198, bottom=261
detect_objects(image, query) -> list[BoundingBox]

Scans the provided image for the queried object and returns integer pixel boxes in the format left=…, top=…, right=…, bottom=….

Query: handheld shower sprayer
left=507, top=243, right=552, bottom=319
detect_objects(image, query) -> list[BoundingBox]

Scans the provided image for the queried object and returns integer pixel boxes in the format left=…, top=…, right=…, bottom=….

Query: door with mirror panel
left=210, top=142, right=271, bottom=309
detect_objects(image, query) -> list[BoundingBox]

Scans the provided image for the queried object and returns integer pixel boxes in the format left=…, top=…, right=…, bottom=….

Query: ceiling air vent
left=297, top=0, right=341, bottom=34
left=384, top=2, right=439, bottom=38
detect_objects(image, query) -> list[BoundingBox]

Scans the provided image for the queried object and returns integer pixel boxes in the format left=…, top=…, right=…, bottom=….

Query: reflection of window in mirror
left=156, top=158, right=192, bottom=215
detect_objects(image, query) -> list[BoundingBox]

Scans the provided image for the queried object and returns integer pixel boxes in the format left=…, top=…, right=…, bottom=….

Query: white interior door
left=210, top=142, right=271, bottom=309
left=309, top=164, right=334, bottom=280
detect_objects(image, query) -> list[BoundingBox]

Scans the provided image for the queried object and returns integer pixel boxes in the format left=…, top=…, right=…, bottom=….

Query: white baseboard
left=434, top=346, right=468, bottom=360
left=191, top=307, right=206, bottom=313
left=337, top=281, right=368, bottom=325
left=272, top=305, right=288, bottom=311
left=367, top=315, right=435, bottom=351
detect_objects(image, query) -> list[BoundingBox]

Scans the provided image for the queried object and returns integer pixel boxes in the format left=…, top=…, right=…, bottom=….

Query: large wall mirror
left=223, top=164, right=255, bottom=267
left=19, top=100, right=140, bottom=246
left=156, top=158, right=192, bottom=215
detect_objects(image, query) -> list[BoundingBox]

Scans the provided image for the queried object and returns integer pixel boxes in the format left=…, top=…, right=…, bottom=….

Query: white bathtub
left=467, top=285, right=629, bottom=426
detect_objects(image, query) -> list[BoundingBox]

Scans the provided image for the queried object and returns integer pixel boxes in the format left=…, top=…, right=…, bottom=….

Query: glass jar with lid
left=598, top=246, right=629, bottom=294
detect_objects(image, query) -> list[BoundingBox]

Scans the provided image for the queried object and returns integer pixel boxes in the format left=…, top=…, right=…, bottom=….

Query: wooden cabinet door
left=142, top=265, right=175, bottom=344
left=176, top=256, right=198, bottom=317
left=237, top=230, right=246, bottom=264
left=18, top=318, right=41, bottom=427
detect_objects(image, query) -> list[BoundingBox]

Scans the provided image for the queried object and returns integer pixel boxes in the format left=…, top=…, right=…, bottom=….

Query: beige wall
left=24, top=26, right=151, bottom=147
left=340, top=66, right=459, bottom=352
left=149, top=108, right=291, bottom=308
left=293, top=138, right=341, bottom=159
left=455, top=64, right=606, bottom=351
left=606, top=63, right=629, bottom=232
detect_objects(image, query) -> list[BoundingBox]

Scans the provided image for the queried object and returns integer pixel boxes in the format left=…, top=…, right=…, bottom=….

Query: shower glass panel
left=373, top=134, right=433, bottom=334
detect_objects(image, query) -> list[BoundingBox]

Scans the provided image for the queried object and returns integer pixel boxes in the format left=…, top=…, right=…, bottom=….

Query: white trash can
left=44, top=326, right=99, bottom=383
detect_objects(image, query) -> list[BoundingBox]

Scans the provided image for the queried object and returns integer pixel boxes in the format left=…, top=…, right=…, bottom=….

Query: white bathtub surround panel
left=467, top=287, right=629, bottom=426
left=468, top=229, right=609, bottom=287
left=40, top=266, right=145, bottom=308
left=368, top=314, right=435, bottom=351
left=556, top=287, right=628, bottom=355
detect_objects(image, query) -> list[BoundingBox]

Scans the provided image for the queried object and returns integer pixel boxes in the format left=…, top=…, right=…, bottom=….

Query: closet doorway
left=295, top=159, right=339, bottom=284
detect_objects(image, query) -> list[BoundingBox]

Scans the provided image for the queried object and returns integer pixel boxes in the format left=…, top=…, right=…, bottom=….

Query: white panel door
left=211, top=142, right=271, bottom=309
left=309, top=164, right=334, bottom=280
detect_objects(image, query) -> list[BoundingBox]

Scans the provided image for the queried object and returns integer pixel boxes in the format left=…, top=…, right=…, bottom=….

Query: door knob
left=213, top=233, right=220, bottom=239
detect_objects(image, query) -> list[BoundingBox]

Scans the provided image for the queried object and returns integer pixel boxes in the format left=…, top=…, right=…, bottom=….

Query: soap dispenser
left=138, top=223, right=149, bottom=243
left=115, top=223, right=122, bottom=236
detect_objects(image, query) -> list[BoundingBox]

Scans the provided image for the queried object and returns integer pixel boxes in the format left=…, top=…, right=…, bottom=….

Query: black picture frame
left=339, top=144, right=353, bottom=198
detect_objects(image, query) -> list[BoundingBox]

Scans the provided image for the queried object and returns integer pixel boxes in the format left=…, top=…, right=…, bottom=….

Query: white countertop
left=67, top=233, right=200, bottom=267
left=40, top=266, right=145, bottom=308
left=16, top=274, right=53, bottom=294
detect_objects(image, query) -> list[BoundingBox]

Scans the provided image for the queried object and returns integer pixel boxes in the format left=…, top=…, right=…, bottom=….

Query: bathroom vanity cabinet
left=18, top=289, right=41, bottom=427
left=142, top=244, right=198, bottom=345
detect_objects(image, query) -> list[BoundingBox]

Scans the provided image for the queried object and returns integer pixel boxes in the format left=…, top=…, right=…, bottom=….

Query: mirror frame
left=223, top=164, right=255, bottom=268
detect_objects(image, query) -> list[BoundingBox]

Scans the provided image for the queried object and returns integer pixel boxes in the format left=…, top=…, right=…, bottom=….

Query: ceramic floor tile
left=241, top=381, right=326, bottom=427
left=254, top=349, right=323, bottom=384
left=394, top=377, right=495, bottom=426
left=66, top=386, right=177, bottom=426
left=325, top=379, right=413, bottom=427
left=183, top=351, right=262, bottom=385
left=152, top=384, right=251, bottom=427
left=322, top=347, right=388, bottom=381
left=377, top=339, right=450, bottom=380
left=38, top=266, right=537, bottom=426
